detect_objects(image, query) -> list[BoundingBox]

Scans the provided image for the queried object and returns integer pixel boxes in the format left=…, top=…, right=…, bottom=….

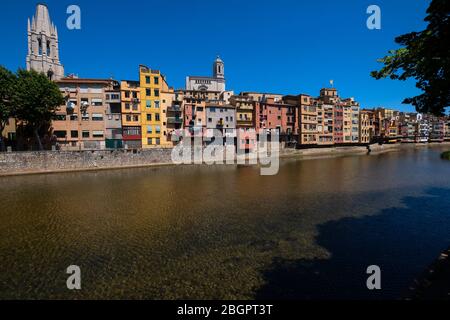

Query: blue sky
left=1, top=0, right=432, bottom=111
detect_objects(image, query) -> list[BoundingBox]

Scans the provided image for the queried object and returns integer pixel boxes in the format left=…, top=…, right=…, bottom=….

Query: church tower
left=26, top=4, right=64, bottom=80
left=213, top=56, right=224, bottom=79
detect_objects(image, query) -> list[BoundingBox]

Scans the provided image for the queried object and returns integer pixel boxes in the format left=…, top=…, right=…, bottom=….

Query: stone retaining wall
left=0, top=149, right=174, bottom=176
left=1, top=142, right=449, bottom=177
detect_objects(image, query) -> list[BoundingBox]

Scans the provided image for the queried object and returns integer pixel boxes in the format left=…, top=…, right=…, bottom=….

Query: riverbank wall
left=1, top=142, right=449, bottom=177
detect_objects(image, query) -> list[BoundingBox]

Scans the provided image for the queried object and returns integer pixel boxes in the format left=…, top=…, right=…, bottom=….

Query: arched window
left=47, top=41, right=51, bottom=56
left=38, top=38, right=42, bottom=55
left=47, top=69, right=54, bottom=80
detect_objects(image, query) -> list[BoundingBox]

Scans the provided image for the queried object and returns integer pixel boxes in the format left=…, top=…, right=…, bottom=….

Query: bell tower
left=26, top=4, right=64, bottom=80
left=213, top=56, right=224, bottom=79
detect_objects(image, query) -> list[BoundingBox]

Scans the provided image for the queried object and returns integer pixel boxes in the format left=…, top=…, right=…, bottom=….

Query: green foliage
left=0, top=66, right=16, bottom=150
left=441, top=151, right=450, bottom=160
left=0, top=66, right=16, bottom=128
left=371, top=0, right=450, bottom=116
left=13, top=69, right=65, bottom=150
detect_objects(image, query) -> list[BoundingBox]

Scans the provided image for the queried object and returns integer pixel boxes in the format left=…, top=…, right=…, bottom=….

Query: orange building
left=54, top=77, right=116, bottom=150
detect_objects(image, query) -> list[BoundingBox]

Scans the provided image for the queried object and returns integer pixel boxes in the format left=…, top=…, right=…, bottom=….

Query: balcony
left=167, top=106, right=182, bottom=112
left=167, top=117, right=183, bottom=124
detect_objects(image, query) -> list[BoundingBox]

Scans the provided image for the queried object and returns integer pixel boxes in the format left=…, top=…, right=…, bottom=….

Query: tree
left=0, top=66, right=16, bottom=151
left=371, top=0, right=450, bottom=116
left=13, top=69, right=65, bottom=150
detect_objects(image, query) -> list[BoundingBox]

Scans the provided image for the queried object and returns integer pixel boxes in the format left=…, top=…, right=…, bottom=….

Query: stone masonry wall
left=0, top=149, right=174, bottom=176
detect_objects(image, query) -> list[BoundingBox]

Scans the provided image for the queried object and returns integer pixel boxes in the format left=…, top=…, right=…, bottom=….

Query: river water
left=0, top=146, right=449, bottom=299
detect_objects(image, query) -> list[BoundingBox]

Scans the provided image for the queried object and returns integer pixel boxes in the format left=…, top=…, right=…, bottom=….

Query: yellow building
left=230, top=95, right=255, bottom=128
left=139, top=65, right=170, bottom=148
left=121, top=80, right=142, bottom=149
left=1, top=118, right=16, bottom=150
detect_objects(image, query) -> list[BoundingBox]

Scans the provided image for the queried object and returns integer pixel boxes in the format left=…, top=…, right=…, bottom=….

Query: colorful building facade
left=54, top=77, right=116, bottom=150
left=121, top=80, right=142, bottom=149
left=139, top=65, right=170, bottom=148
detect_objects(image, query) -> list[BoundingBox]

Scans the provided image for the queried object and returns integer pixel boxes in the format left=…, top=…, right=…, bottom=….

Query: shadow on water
left=255, top=187, right=450, bottom=300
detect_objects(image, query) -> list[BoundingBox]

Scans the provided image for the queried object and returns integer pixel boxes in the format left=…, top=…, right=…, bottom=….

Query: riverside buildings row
left=1, top=4, right=449, bottom=151
left=5, top=70, right=449, bottom=151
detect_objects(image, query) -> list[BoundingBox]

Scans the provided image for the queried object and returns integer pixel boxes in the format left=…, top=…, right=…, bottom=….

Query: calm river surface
left=1, top=146, right=450, bottom=299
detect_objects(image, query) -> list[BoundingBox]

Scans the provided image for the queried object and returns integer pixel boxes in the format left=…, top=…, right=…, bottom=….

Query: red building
left=255, top=97, right=297, bottom=143
left=333, top=103, right=344, bottom=144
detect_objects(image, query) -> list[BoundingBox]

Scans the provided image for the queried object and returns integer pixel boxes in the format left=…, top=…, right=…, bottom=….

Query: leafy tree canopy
left=0, top=66, right=16, bottom=128
left=13, top=69, right=65, bottom=149
left=371, top=0, right=450, bottom=116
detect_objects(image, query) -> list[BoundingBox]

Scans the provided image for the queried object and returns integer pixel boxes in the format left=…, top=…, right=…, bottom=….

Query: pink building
left=333, top=104, right=344, bottom=144
left=183, top=97, right=206, bottom=136
left=255, top=97, right=297, bottom=137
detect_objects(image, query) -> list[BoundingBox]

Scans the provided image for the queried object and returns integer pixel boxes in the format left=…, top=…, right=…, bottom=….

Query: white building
left=186, top=57, right=226, bottom=92
left=416, top=113, right=430, bottom=143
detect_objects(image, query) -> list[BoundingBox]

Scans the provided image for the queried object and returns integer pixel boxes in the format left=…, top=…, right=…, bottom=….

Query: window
left=92, top=99, right=103, bottom=106
left=147, top=138, right=153, bottom=145
left=208, top=118, right=212, bottom=123
left=146, top=89, right=151, bottom=96
left=38, top=38, right=42, bottom=55
left=146, top=100, right=152, bottom=108
left=155, top=126, right=161, bottom=134
left=71, top=130, right=79, bottom=138
left=125, top=91, right=130, bottom=98
left=154, top=89, right=160, bottom=97
left=154, top=77, right=159, bottom=85
left=133, top=115, right=139, bottom=122
left=147, top=114, right=152, bottom=121
left=132, top=103, right=139, bottom=111
left=155, top=114, right=160, bottom=121
left=147, top=125, right=153, bottom=134
left=124, top=127, right=141, bottom=136
left=210, top=107, right=216, bottom=113
left=55, top=114, right=66, bottom=121
left=82, top=131, right=90, bottom=138
left=132, top=92, right=138, bottom=99
left=154, top=101, right=160, bottom=108
left=146, top=76, right=150, bottom=84
left=126, top=115, right=132, bottom=122
left=70, top=115, right=78, bottom=121
left=53, top=131, right=66, bottom=138
left=125, top=103, right=130, bottom=110
left=155, top=138, right=160, bottom=145
left=92, top=131, right=104, bottom=138
left=82, top=113, right=89, bottom=121
left=92, top=113, right=103, bottom=121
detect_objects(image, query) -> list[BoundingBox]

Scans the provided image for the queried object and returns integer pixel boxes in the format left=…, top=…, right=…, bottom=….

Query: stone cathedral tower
left=26, top=4, right=64, bottom=80
left=213, top=56, right=224, bottom=79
